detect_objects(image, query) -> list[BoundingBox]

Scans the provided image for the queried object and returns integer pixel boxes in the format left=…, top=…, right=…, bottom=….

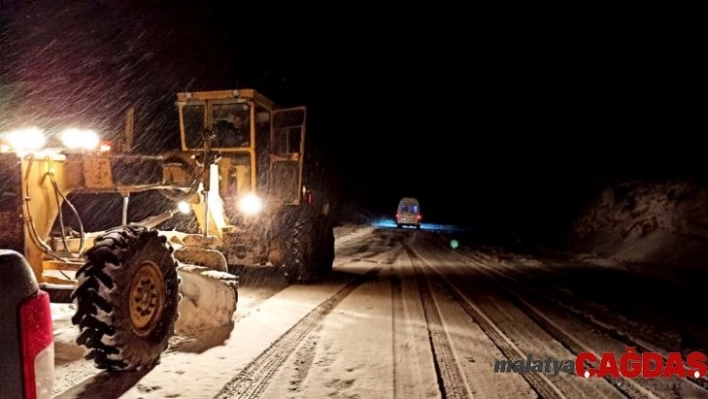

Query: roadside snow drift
left=333, top=224, right=374, bottom=247
left=569, top=180, right=708, bottom=269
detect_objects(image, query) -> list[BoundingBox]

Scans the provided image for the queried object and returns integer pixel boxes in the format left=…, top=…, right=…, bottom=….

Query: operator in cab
left=213, top=113, right=250, bottom=147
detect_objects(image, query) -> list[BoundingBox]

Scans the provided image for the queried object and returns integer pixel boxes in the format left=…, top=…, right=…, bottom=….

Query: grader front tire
left=71, top=225, right=180, bottom=371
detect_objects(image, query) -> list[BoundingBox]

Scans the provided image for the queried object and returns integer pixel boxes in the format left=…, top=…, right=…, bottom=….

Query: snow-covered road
left=52, top=227, right=708, bottom=398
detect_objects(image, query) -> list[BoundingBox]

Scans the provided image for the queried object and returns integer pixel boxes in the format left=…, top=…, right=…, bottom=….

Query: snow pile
left=334, top=224, right=374, bottom=247
left=50, top=304, right=88, bottom=365
left=568, top=180, right=708, bottom=269
left=333, top=223, right=365, bottom=237
left=50, top=302, right=77, bottom=323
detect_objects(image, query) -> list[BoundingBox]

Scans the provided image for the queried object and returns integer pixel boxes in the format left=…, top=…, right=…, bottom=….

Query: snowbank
left=334, top=224, right=374, bottom=247
left=568, top=180, right=708, bottom=270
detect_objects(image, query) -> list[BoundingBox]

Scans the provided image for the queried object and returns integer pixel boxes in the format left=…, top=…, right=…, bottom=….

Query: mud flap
left=175, top=264, right=238, bottom=335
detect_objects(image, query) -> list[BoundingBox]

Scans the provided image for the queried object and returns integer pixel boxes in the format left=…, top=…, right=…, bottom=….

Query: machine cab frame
left=176, top=89, right=306, bottom=205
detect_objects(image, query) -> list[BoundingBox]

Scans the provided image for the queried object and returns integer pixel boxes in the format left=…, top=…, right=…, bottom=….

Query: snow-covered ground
left=52, top=220, right=708, bottom=398
left=568, top=179, right=708, bottom=270
left=333, top=224, right=375, bottom=247
left=52, top=224, right=376, bottom=397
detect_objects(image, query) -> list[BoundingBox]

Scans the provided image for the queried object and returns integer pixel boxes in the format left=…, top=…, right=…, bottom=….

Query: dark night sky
left=0, top=2, right=702, bottom=238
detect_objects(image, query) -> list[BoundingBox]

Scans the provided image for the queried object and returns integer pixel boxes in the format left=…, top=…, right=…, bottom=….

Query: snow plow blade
left=175, top=264, right=238, bottom=335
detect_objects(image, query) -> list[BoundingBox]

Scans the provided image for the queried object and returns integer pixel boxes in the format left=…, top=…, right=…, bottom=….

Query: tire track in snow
left=214, top=247, right=404, bottom=399
left=442, top=243, right=708, bottom=397
left=391, top=256, right=440, bottom=399
left=232, top=255, right=381, bottom=324
left=406, top=248, right=473, bottom=399
left=445, top=248, right=656, bottom=398
left=213, top=267, right=381, bottom=399
left=407, top=245, right=571, bottom=399
left=438, top=253, right=650, bottom=398
left=391, top=272, right=408, bottom=399
left=460, top=245, right=693, bottom=355
left=232, top=230, right=398, bottom=326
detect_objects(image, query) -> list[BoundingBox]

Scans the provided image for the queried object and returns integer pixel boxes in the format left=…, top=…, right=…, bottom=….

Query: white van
left=396, top=197, right=421, bottom=229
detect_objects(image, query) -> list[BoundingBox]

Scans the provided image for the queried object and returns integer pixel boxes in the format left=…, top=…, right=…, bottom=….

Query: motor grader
left=0, top=88, right=334, bottom=372
left=171, top=88, right=335, bottom=282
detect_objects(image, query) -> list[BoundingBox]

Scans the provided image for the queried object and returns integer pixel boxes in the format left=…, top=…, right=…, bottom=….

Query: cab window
left=182, top=103, right=205, bottom=149
left=211, top=102, right=250, bottom=148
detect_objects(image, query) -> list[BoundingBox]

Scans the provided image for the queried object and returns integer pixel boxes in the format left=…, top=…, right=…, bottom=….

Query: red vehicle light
left=417, top=214, right=422, bottom=220
left=19, top=291, right=53, bottom=399
left=99, top=140, right=112, bottom=152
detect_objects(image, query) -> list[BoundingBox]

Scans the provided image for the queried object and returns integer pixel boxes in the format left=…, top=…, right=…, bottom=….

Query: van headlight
left=60, top=128, right=100, bottom=150
left=239, top=193, right=263, bottom=215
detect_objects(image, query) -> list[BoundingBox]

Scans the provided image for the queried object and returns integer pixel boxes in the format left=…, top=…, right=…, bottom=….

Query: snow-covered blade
left=175, top=264, right=238, bottom=335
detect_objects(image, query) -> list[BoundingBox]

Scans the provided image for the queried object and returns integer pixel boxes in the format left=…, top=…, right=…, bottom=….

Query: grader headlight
left=60, top=128, right=100, bottom=150
left=177, top=201, right=191, bottom=214
left=2, top=127, right=46, bottom=151
left=239, top=193, right=263, bottom=215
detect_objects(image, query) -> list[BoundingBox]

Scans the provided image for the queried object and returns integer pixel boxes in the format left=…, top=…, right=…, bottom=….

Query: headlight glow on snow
left=239, top=193, right=263, bottom=215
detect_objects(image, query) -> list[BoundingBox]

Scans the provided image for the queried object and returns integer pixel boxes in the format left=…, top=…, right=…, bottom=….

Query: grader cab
left=0, top=88, right=334, bottom=372
left=175, top=89, right=335, bottom=282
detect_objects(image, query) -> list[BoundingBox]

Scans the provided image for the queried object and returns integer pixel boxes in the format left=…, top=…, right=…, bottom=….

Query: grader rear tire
left=319, top=226, right=335, bottom=274
left=71, top=225, right=180, bottom=371
left=283, top=219, right=335, bottom=284
left=283, top=220, right=315, bottom=284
